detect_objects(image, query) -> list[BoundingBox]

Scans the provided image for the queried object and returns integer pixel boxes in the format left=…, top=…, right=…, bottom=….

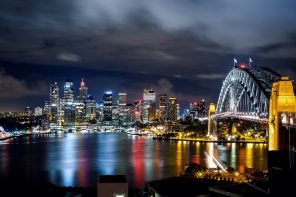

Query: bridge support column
left=268, top=77, right=296, bottom=195
left=269, top=76, right=296, bottom=150
left=208, top=103, right=216, bottom=138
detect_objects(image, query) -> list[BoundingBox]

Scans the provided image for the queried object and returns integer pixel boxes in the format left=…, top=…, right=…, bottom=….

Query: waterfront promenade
left=153, top=136, right=267, bottom=144
left=0, top=129, right=54, bottom=141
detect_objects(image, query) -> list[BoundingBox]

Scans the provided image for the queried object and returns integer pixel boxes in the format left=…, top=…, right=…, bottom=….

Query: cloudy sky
left=0, top=0, right=296, bottom=112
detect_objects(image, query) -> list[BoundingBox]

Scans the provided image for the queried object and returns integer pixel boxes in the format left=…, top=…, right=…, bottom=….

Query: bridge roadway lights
left=268, top=76, right=296, bottom=195
left=208, top=103, right=216, bottom=137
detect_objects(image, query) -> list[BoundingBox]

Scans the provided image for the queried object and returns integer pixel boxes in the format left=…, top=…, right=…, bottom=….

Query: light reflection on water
left=0, top=133, right=267, bottom=188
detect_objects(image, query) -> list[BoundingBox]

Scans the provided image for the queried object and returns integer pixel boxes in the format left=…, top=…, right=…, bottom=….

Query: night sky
left=1, top=0, right=296, bottom=112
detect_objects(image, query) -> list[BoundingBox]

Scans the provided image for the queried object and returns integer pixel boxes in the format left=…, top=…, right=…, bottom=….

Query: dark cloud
left=0, top=0, right=296, bottom=111
left=57, top=52, right=81, bottom=62
left=0, top=69, right=47, bottom=99
left=196, top=73, right=225, bottom=80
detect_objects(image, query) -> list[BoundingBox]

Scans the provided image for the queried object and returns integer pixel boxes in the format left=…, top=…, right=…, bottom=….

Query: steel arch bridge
left=216, top=66, right=281, bottom=117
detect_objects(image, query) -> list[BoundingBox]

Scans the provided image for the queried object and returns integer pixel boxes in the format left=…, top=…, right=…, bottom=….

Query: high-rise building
left=118, top=93, right=127, bottom=106
left=124, top=104, right=134, bottom=126
left=168, top=97, right=177, bottom=122
left=143, top=89, right=156, bottom=123
left=198, top=99, right=206, bottom=117
left=96, top=103, right=104, bottom=123
left=44, top=101, right=51, bottom=115
left=86, top=95, right=97, bottom=120
left=63, top=79, right=75, bottom=125
left=190, top=102, right=198, bottom=119
left=103, top=91, right=113, bottom=124
left=117, top=93, right=127, bottom=126
left=74, top=101, right=85, bottom=125
left=158, top=94, right=167, bottom=123
left=49, top=82, right=60, bottom=124
left=64, top=105, right=75, bottom=125
left=64, top=79, right=74, bottom=104
left=25, top=106, right=33, bottom=116
left=112, top=105, right=120, bottom=126
left=57, top=98, right=65, bottom=125
left=188, top=100, right=207, bottom=119
left=176, top=103, right=180, bottom=120
left=34, top=107, right=42, bottom=116
left=134, top=100, right=143, bottom=122
left=50, top=82, right=59, bottom=105
left=79, top=78, right=88, bottom=100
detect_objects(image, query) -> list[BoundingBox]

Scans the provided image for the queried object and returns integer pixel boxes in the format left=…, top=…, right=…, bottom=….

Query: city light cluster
left=39, top=79, right=184, bottom=129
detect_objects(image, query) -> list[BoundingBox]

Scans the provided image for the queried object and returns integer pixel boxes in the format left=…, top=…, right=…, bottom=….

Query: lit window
left=114, top=194, right=125, bottom=197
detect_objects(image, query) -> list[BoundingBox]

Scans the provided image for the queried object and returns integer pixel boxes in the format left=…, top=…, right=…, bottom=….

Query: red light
left=239, top=64, right=246, bottom=68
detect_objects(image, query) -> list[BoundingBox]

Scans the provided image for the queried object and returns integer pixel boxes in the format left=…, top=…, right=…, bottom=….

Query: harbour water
left=0, top=132, right=267, bottom=188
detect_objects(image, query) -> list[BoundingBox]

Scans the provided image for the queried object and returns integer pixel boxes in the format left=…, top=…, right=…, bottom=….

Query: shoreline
left=1, top=131, right=267, bottom=144
left=121, top=130, right=151, bottom=136
left=0, top=130, right=55, bottom=141
left=153, top=137, right=267, bottom=144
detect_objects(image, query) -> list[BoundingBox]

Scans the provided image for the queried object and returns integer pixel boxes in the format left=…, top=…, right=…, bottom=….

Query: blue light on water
left=61, top=168, right=76, bottom=187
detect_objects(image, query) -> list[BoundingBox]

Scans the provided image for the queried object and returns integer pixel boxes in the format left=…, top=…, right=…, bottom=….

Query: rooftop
left=98, top=175, right=127, bottom=183
left=147, top=176, right=232, bottom=197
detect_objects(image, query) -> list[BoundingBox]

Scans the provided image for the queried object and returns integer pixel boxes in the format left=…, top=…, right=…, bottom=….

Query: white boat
left=80, top=129, right=89, bottom=133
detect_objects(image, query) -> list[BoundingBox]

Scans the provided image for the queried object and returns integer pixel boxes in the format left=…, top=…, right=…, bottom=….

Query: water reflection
left=96, top=133, right=118, bottom=175
left=144, top=138, right=153, bottom=183
left=131, top=137, right=144, bottom=188
left=246, top=143, right=254, bottom=169
left=190, top=142, right=201, bottom=164
left=47, top=133, right=78, bottom=186
left=0, top=145, right=9, bottom=176
left=206, top=143, right=217, bottom=168
left=176, top=141, right=183, bottom=173
left=0, top=133, right=268, bottom=188
left=230, top=143, right=236, bottom=168
left=77, top=135, right=89, bottom=186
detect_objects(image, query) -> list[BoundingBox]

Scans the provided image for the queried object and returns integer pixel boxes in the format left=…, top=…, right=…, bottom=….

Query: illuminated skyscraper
left=117, top=93, right=127, bottom=126
left=64, top=79, right=75, bottom=125
left=168, top=97, right=177, bottom=122
left=118, top=93, right=127, bottom=106
left=74, top=101, right=85, bottom=125
left=49, top=82, right=60, bottom=124
left=198, top=99, right=206, bottom=117
left=64, top=79, right=74, bottom=104
left=34, top=107, right=42, bottom=116
left=44, top=101, right=51, bottom=115
left=143, top=89, right=156, bottom=123
left=158, top=94, right=167, bottom=123
left=64, top=105, right=75, bottom=125
left=25, top=106, right=33, bottom=116
left=134, top=100, right=143, bottom=122
left=86, top=95, right=96, bottom=120
left=50, top=82, right=59, bottom=105
left=176, top=103, right=180, bottom=120
left=103, top=91, right=113, bottom=124
left=190, top=102, right=198, bottom=119
left=79, top=78, right=88, bottom=100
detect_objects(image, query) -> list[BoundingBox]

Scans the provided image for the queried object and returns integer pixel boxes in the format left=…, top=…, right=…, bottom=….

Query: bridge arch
left=216, top=66, right=281, bottom=116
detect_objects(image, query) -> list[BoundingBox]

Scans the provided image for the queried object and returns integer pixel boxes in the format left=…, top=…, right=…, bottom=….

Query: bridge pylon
left=268, top=76, right=296, bottom=195
left=208, top=103, right=216, bottom=137
left=269, top=76, right=296, bottom=151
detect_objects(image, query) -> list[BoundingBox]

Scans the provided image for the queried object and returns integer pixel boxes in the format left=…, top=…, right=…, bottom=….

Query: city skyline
left=7, top=79, right=185, bottom=129
left=0, top=76, right=205, bottom=113
left=1, top=1, right=296, bottom=112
